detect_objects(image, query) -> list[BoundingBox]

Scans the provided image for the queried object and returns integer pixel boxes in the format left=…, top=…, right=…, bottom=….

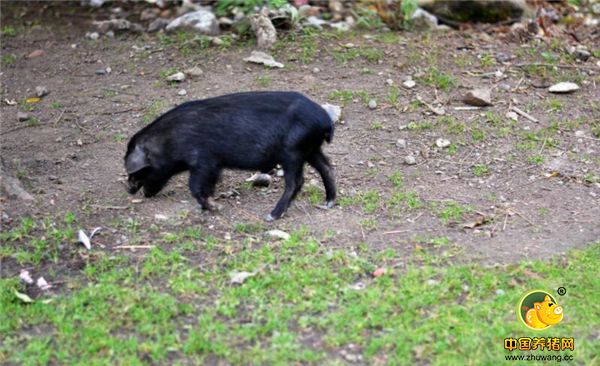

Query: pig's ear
left=126, top=145, right=150, bottom=173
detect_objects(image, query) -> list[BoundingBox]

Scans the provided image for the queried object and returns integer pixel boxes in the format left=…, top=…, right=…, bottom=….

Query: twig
left=52, top=109, right=66, bottom=127
left=514, top=211, right=535, bottom=227
left=513, top=63, right=598, bottom=70
left=416, top=95, right=445, bottom=115
left=574, top=133, right=600, bottom=142
left=511, top=106, right=539, bottom=123
left=502, top=212, right=509, bottom=231
left=512, top=77, right=525, bottom=92
left=453, top=106, right=481, bottom=111
left=538, top=137, right=547, bottom=154
left=114, top=245, right=155, bottom=250
left=91, top=204, right=129, bottom=210
left=384, top=229, right=408, bottom=235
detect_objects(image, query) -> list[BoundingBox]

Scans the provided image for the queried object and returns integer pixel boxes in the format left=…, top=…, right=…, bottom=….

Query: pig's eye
left=548, top=303, right=554, bottom=307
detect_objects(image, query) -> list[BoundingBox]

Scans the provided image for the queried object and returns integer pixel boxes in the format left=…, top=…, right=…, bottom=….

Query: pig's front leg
left=188, top=166, right=220, bottom=211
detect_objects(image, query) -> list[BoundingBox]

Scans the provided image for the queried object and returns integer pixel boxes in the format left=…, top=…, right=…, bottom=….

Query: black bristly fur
left=124, top=91, right=336, bottom=220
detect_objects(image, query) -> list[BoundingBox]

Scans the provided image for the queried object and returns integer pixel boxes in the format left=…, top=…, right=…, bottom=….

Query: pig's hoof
left=264, top=213, right=275, bottom=222
left=316, top=201, right=335, bottom=210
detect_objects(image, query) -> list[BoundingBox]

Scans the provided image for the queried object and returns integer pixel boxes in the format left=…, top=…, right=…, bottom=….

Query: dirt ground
left=1, top=2, right=599, bottom=282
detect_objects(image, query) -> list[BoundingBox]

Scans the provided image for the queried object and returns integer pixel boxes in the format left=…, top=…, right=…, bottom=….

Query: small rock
left=166, top=72, right=186, bottom=82
left=148, top=18, right=170, bottom=32
left=495, top=289, right=506, bottom=296
left=505, top=111, right=518, bottom=121
left=243, top=51, right=284, bottom=68
left=218, top=17, right=234, bottom=27
left=305, top=15, right=328, bottom=29
left=154, top=214, right=168, bottom=221
left=575, top=130, right=585, bottom=138
left=246, top=173, right=272, bottom=187
left=368, top=99, right=377, bottom=110
left=312, top=67, right=320, bottom=73
left=321, top=103, right=342, bottom=123
left=17, top=112, right=29, bottom=122
left=95, top=68, right=108, bottom=75
left=85, top=32, right=100, bottom=40
left=266, top=229, right=290, bottom=240
left=385, top=78, right=394, bottom=86
left=498, top=83, right=511, bottom=92
left=435, top=138, right=451, bottom=148
left=166, top=9, right=219, bottom=35
left=402, top=79, right=416, bottom=89
left=177, top=89, right=187, bottom=96
left=27, top=49, right=45, bottom=58
left=548, top=82, right=579, bottom=94
left=184, top=66, right=204, bottom=78
left=495, top=52, right=511, bottom=63
left=404, top=155, right=417, bottom=165
left=211, top=37, right=223, bottom=46
left=19, top=270, right=34, bottom=284
left=250, top=10, right=277, bottom=50
left=105, top=30, right=115, bottom=38
left=410, top=8, right=438, bottom=30
left=93, top=18, right=144, bottom=33
left=35, top=86, right=48, bottom=97
left=463, top=88, right=492, bottom=106
left=276, top=169, right=284, bottom=177
left=140, top=8, right=158, bottom=21
left=396, top=138, right=407, bottom=149
left=575, top=49, right=591, bottom=62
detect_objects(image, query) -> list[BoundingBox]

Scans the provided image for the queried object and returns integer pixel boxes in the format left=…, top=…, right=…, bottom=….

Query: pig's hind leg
left=308, top=149, right=336, bottom=208
left=188, top=166, right=220, bottom=211
left=266, top=155, right=305, bottom=221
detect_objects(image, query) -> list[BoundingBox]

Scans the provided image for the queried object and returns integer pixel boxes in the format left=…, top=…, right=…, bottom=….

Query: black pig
left=124, top=91, right=336, bottom=221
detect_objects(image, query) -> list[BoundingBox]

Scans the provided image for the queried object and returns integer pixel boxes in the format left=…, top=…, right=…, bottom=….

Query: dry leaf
left=373, top=267, right=386, bottom=277
left=14, top=290, right=33, bottom=303
left=229, top=271, right=257, bottom=284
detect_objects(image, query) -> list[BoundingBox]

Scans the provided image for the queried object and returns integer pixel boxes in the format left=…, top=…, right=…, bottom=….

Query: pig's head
left=124, top=144, right=150, bottom=195
left=534, top=295, right=563, bottom=325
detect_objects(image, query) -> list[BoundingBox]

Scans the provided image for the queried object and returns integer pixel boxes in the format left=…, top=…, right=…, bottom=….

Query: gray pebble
left=35, top=86, right=48, bottom=97
left=17, top=112, right=29, bottom=122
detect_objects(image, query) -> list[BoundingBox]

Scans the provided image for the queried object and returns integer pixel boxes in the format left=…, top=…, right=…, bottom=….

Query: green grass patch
left=2, top=218, right=598, bottom=365
left=142, top=100, right=169, bottom=124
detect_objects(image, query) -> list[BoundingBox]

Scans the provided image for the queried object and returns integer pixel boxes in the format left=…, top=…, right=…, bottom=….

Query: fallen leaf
left=14, top=290, right=33, bottom=303
left=78, top=227, right=101, bottom=250
left=19, top=270, right=34, bottom=284
left=229, top=271, right=257, bottom=284
left=25, top=97, right=40, bottom=104
left=27, top=49, right=45, bottom=58
left=4, top=99, right=17, bottom=106
left=348, top=281, right=366, bottom=290
left=78, top=230, right=91, bottom=250
left=373, top=267, right=386, bottom=277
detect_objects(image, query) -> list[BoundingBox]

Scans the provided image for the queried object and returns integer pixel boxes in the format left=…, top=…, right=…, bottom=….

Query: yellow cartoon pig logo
left=518, top=290, right=564, bottom=330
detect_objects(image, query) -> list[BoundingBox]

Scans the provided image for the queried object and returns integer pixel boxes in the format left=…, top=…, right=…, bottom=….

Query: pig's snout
left=127, top=176, right=143, bottom=194
left=554, top=306, right=563, bottom=315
